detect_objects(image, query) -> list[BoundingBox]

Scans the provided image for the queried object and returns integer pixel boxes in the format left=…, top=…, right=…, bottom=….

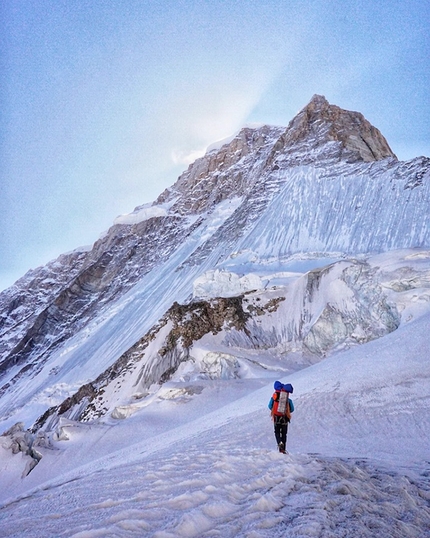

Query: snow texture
left=0, top=99, right=429, bottom=537
left=0, top=290, right=429, bottom=536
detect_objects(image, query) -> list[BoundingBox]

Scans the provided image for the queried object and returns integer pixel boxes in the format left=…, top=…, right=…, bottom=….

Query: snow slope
left=1, top=97, right=429, bottom=537
left=0, top=307, right=429, bottom=536
left=1, top=97, right=429, bottom=438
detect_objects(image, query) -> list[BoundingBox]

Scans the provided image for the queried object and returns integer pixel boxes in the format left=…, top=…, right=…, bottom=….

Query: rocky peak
left=156, top=96, right=397, bottom=215
left=279, top=94, right=396, bottom=162
left=156, top=124, right=284, bottom=214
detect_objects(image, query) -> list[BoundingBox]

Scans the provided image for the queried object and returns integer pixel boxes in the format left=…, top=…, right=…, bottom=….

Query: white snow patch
left=205, top=133, right=237, bottom=153
left=193, top=269, right=263, bottom=298
left=205, top=123, right=274, bottom=154
left=114, top=205, right=168, bottom=225
left=172, top=147, right=207, bottom=165
left=63, top=245, right=92, bottom=255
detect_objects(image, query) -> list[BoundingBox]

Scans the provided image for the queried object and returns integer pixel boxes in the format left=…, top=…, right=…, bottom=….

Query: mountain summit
left=282, top=94, right=396, bottom=162
left=0, top=96, right=429, bottom=440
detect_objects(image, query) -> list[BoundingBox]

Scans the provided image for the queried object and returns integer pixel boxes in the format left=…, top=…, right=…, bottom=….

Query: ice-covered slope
left=0, top=303, right=429, bottom=536
left=0, top=95, right=429, bottom=441
left=232, top=158, right=430, bottom=257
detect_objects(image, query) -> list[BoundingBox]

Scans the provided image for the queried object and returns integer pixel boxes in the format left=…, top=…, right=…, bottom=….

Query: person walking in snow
left=268, top=381, right=294, bottom=453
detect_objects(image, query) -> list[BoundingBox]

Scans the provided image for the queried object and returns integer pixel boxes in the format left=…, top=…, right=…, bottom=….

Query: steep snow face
left=233, top=157, right=430, bottom=257
left=0, top=96, right=429, bottom=434
left=31, top=250, right=430, bottom=430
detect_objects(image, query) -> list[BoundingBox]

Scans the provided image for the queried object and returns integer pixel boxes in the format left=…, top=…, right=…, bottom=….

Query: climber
left=268, top=381, right=294, bottom=453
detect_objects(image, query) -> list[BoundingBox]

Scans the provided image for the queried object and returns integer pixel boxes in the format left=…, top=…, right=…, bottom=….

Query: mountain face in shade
left=0, top=95, right=429, bottom=437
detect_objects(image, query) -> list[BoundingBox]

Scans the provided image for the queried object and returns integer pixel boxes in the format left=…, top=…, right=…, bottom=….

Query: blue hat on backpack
left=274, top=380, right=294, bottom=393
left=283, top=383, right=294, bottom=394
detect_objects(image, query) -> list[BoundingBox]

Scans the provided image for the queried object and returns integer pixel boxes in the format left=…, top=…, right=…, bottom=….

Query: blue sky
left=1, top=0, right=429, bottom=291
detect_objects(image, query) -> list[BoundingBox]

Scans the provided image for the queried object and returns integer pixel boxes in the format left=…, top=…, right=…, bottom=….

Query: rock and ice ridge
left=0, top=97, right=430, bottom=535
left=0, top=95, right=429, bottom=434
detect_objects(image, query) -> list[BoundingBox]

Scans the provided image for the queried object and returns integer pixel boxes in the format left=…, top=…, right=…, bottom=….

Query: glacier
left=0, top=95, right=429, bottom=536
left=0, top=290, right=429, bottom=536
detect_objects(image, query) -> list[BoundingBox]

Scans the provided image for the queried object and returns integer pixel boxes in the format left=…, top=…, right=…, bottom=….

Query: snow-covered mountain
left=0, top=95, right=430, bottom=536
left=1, top=263, right=430, bottom=535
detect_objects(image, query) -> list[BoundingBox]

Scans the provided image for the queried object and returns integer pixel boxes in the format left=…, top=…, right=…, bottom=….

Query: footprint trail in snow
left=0, top=420, right=429, bottom=538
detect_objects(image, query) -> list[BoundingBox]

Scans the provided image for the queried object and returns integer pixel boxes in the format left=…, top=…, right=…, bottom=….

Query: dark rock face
left=166, top=297, right=251, bottom=349
left=282, top=94, right=396, bottom=162
left=0, top=250, right=88, bottom=361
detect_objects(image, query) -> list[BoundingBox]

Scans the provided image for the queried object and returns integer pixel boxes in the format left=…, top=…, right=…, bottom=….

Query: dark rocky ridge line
left=32, top=295, right=255, bottom=430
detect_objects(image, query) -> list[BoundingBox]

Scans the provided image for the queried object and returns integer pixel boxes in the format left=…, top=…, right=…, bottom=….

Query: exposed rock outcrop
left=262, top=94, right=396, bottom=169
left=282, top=94, right=396, bottom=162
left=32, top=257, right=407, bottom=430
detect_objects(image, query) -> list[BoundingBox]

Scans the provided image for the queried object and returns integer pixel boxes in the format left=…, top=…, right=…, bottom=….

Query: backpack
left=271, top=389, right=292, bottom=420
left=271, top=381, right=293, bottom=420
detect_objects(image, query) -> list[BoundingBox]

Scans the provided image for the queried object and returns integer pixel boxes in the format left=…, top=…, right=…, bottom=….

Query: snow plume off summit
left=0, top=96, right=430, bottom=537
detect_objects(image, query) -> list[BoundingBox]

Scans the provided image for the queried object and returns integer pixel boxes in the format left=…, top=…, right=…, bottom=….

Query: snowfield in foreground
left=1, top=306, right=430, bottom=537
left=1, top=428, right=429, bottom=538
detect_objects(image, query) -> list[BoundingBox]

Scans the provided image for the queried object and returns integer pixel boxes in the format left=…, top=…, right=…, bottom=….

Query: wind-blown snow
left=205, top=124, right=266, bottom=154
left=113, top=205, right=168, bottom=225
left=205, top=133, right=237, bottom=154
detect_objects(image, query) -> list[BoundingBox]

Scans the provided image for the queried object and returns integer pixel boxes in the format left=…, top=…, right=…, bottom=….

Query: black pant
left=273, top=416, right=289, bottom=447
